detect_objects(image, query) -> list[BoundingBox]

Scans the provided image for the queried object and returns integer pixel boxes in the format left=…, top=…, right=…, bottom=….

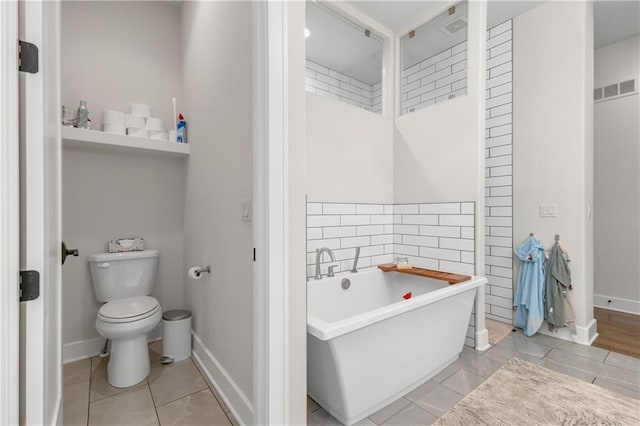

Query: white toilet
left=88, top=249, right=162, bottom=388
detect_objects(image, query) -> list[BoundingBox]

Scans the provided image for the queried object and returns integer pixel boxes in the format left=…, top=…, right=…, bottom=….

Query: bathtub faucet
left=315, top=247, right=337, bottom=279
left=351, top=247, right=360, bottom=273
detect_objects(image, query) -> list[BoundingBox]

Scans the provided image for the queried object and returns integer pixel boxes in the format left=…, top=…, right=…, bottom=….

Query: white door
left=0, top=0, right=21, bottom=424
left=18, top=0, right=63, bottom=424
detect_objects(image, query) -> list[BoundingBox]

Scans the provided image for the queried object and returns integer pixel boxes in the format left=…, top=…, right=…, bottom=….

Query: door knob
left=62, top=241, right=79, bottom=265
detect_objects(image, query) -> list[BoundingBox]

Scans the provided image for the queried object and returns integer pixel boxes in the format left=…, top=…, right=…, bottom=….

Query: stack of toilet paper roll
left=127, top=103, right=150, bottom=138
left=102, top=103, right=170, bottom=141
left=146, top=117, right=168, bottom=141
left=103, top=110, right=126, bottom=135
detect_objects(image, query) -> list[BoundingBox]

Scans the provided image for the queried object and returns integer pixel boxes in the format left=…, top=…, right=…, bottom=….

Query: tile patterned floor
left=63, top=341, right=237, bottom=426
left=308, top=330, right=640, bottom=425
left=64, top=332, right=640, bottom=426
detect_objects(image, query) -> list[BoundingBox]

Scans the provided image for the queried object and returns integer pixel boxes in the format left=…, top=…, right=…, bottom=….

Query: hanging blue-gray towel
left=514, top=235, right=545, bottom=336
left=545, top=242, right=572, bottom=331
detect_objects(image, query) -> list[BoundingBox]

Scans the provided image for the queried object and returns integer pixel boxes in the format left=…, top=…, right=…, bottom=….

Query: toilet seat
left=98, top=296, right=160, bottom=323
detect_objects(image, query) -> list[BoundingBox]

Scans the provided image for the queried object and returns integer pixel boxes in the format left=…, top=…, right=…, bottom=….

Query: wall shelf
left=62, top=127, right=190, bottom=157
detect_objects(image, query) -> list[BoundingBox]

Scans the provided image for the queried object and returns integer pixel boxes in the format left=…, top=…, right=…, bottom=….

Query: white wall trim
left=471, top=0, right=488, bottom=353
left=252, top=1, right=269, bottom=425
left=192, top=332, right=253, bottom=426
left=538, top=318, right=599, bottom=346
left=63, top=326, right=162, bottom=364
left=475, top=327, right=490, bottom=352
left=594, top=294, right=640, bottom=315
left=0, top=1, right=20, bottom=424
left=63, top=337, right=105, bottom=364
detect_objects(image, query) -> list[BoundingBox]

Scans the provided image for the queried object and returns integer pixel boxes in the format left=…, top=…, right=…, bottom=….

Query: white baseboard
left=475, top=328, right=490, bottom=351
left=538, top=319, right=598, bottom=346
left=594, top=294, right=640, bottom=315
left=63, top=324, right=162, bottom=364
left=191, top=331, right=253, bottom=426
left=63, top=336, right=105, bottom=364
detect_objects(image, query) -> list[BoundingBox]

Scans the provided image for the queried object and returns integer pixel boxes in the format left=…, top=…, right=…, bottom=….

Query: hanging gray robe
left=544, top=242, right=572, bottom=331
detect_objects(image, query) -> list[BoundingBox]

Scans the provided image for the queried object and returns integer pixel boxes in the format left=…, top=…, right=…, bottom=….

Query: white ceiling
left=594, top=1, right=640, bottom=49
left=344, top=1, right=445, bottom=33
left=401, top=1, right=469, bottom=69
left=346, top=0, right=640, bottom=48
left=345, top=0, right=542, bottom=33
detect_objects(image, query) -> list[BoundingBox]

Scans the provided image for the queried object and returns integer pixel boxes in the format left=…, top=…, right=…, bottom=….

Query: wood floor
left=593, top=307, right=640, bottom=358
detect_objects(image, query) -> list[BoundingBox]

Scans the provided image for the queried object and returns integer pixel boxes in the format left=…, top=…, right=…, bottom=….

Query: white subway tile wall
left=400, top=41, right=467, bottom=115
left=305, top=60, right=383, bottom=113
left=307, top=201, right=477, bottom=347
left=306, top=202, right=394, bottom=278
left=485, top=20, right=513, bottom=325
left=393, top=202, right=475, bottom=276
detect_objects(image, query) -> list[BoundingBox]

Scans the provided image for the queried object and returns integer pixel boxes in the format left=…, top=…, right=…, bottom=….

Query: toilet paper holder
left=193, top=266, right=211, bottom=277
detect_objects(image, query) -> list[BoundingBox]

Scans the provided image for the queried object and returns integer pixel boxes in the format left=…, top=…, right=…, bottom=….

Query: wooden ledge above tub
left=378, top=264, right=471, bottom=285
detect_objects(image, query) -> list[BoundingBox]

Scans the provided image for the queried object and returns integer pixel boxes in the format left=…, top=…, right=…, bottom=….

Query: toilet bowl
left=95, top=296, right=162, bottom=388
left=89, top=249, right=160, bottom=388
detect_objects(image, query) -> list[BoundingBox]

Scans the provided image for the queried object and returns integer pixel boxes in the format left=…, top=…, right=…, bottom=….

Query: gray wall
left=180, top=0, right=254, bottom=408
left=61, top=1, right=183, bottom=131
left=594, top=36, right=640, bottom=309
left=61, top=1, right=185, bottom=348
left=513, top=1, right=595, bottom=336
left=62, top=149, right=186, bottom=345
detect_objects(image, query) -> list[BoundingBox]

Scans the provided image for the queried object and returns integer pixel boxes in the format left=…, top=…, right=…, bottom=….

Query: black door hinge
left=18, top=40, right=38, bottom=74
left=253, top=248, right=256, bottom=262
left=19, top=270, right=40, bottom=302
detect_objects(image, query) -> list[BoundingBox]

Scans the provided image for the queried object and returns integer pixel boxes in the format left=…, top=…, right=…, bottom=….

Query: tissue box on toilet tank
left=108, top=237, right=144, bottom=253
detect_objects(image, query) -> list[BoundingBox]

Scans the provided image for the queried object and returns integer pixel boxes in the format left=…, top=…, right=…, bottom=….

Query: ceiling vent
left=441, top=17, right=467, bottom=35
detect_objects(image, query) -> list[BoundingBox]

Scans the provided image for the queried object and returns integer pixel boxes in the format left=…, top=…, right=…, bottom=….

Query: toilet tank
left=88, top=249, right=159, bottom=302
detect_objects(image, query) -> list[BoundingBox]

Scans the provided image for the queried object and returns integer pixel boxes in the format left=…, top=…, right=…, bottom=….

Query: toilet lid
left=98, top=296, right=159, bottom=322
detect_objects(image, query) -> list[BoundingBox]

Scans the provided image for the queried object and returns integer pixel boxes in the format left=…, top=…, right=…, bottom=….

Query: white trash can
left=161, top=309, right=192, bottom=364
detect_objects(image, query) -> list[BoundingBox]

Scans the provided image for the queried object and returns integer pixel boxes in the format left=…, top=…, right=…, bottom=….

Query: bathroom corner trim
left=538, top=319, right=599, bottom=346
left=191, top=331, right=253, bottom=426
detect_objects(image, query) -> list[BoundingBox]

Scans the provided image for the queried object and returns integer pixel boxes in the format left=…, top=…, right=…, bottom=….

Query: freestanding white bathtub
left=307, top=268, right=486, bottom=425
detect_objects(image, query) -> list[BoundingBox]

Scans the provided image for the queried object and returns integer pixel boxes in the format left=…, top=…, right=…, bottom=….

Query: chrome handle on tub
left=96, top=262, right=110, bottom=268
left=327, top=265, right=337, bottom=277
left=351, top=247, right=360, bottom=273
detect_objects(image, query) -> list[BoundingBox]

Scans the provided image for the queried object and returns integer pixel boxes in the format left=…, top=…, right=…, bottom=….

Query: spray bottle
left=177, top=113, right=187, bottom=144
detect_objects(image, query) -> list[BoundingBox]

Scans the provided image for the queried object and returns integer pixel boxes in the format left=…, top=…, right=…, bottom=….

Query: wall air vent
left=604, top=84, right=618, bottom=98
left=620, top=79, right=635, bottom=95
left=594, top=88, right=603, bottom=100
left=594, top=79, right=637, bottom=103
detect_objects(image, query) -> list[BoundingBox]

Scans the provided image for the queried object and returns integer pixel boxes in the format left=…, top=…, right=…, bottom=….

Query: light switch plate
left=540, top=203, right=558, bottom=217
left=241, top=200, right=252, bottom=222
